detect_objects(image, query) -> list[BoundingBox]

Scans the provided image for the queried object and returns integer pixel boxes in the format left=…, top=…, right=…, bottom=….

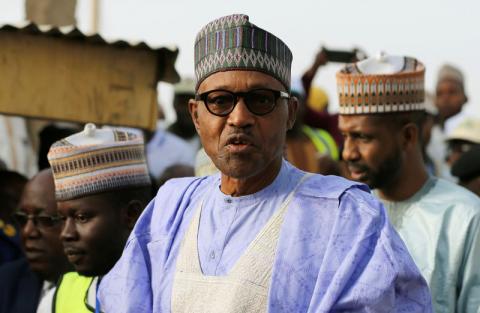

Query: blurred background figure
left=445, top=118, right=480, bottom=167
left=285, top=78, right=340, bottom=175
left=0, top=169, right=71, bottom=313
left=300, top=49, right=344, bottom=149
left=436, top=64, right=468, bottom=133
left=421, top=92, right=439, bottom=175
left=0, top=116, right=37, bottom=178
left=147, top=78, right=198, bottom=183
left=156, top=164, right=194, bottom=187
left=167, top=78, right=201, bottom=151
left=194, top=148, right=219, bottom=177
left=427, top=64, right=469, bottom=180
left=451, top=145, right=480, bottom=197
left=36, top=123, right=80, bottom=171
left=0, top=170, right=27, bottom=266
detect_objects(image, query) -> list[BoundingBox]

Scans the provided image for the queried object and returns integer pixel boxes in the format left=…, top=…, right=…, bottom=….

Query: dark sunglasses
left=195, top=88, right=290, bottom=117
left=13, top=212, right=63, bottom=229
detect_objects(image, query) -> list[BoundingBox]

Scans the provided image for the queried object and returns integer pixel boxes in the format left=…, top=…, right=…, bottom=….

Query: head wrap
left=437, top=64, right=464, bottom=86
left=47, top=123, right=151, bottom=201
left=194, top=14, right=292, bottom=91
left=446, top=119, right=480, bottom=144
left=336, top=53, right=425, bottom=115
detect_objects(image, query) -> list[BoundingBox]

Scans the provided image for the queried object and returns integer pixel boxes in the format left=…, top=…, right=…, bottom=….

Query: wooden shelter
left=0, top=22, right=179, bottom=130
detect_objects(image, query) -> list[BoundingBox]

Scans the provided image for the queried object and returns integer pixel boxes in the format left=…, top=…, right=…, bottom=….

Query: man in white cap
left=445, top=118, right=480, bottom=166
left=435, top=64, right=468, bottom=133
left=40, top=123, right=153, bottom=313
left=427, top=64, right=469, bottom=180
left=98, top=14, right=432, bottom=312
left=338, top=53, right=480, bottom=312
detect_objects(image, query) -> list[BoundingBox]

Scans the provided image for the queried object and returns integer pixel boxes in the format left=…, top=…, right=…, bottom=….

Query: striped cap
left=336, top=53, right=425, bottom=115
left=194, top=14, right=292, bottom=91
left=47, top=123, right=151, bottom=201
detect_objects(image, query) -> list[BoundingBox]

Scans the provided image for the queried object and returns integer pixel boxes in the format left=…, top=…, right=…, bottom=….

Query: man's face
left=58, top=194, right=128, bottom=277
left=436, top=79, right=466, bottom=120
left=17, top=171, right=70, bottom=281
left=189, top=71, right=296, bottom=179
left=339, top=115, right=403, bottom=189
left=173, top=94, right=196, bottom=133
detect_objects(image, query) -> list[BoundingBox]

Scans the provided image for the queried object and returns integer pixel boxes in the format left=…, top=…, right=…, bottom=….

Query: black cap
left=451, top=145, right=480, bottom=182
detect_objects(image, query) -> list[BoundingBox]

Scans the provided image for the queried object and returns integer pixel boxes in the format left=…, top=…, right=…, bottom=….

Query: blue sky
left=2, top=0, right=479, bottom=121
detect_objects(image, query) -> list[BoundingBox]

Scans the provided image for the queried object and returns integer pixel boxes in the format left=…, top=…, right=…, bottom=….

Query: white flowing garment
left=171, top=174, right=309, bottom=313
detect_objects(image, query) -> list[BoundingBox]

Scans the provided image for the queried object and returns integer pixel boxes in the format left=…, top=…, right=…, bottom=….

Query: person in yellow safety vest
left=36, top=124, right=153, bottom=313
left=301, top=125, right=339, bottom=160
left=285, top=80, right=340, bottom=175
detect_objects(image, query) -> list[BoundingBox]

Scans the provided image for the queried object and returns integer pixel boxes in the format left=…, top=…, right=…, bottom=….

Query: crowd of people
left=1, top=13, right=480, bottom=313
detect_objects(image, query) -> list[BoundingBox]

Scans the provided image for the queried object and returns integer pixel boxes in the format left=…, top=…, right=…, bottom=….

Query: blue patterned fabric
left=99, top=160, right=432, bottom=312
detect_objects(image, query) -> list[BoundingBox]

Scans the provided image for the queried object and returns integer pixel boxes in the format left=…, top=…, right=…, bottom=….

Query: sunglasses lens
left=13, top=214, right=28, bottom=227
left=37, top=216, right=56, bottom=228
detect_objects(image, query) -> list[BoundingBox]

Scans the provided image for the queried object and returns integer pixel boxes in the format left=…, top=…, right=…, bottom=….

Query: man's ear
left=123, top=200, right=143, bottom=230
left=401, top=123, right=419, bottom=150
left=287, top=96, right=299, bottom=130
left=188, top=98, right=201, bottom=135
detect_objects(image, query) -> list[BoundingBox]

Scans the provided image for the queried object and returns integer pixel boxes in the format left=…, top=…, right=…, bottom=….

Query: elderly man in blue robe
left=98, top=14, right=432, bottom=312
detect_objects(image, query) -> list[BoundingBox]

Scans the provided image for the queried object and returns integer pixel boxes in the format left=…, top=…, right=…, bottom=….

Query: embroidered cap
left=336, top=53, right=425, bottom=115
left=47, top=123, right=151, bottom=201
left=194, top=14, right=293, bottom=91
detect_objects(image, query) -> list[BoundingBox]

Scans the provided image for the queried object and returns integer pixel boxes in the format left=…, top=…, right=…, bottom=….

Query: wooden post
left=25, top=0, right=77, bottom=27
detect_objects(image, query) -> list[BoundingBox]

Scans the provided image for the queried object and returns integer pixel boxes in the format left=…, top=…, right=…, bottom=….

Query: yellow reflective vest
left=301, top=125, right=339, bottom=160
left=54, top=272, right=95, bottom=313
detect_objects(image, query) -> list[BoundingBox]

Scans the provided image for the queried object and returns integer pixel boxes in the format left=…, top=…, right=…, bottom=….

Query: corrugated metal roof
left=0, top=22, right=180, bottom=84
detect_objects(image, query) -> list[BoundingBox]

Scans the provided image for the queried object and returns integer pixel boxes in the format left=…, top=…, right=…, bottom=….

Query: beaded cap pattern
left=47, top=124, right=151, bottom=201
left=336, top=56, right=425, bottom=115
left=194, top=14, right=292, bottom=91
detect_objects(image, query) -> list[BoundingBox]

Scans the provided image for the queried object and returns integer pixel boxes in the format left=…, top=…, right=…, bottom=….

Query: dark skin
left=435, top=79, right=467, bottom=124
left=339, top=114, right=428, bottom=202
left=460, top=177, right=480, bottom=197
left=58, top=192, right=142, bottom=277
left=189, top=70, right=298, bottom=196
left=0, top=171, right=27, bottom=222
left=168, top=94, right=198, bottom=140
left=18, top=169, right=71, bottom=282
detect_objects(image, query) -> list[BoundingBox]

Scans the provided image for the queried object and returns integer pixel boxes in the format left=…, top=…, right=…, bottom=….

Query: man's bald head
left=18, top=168, right=71, bottom=282
left=21, top=169, right=56, bottom=214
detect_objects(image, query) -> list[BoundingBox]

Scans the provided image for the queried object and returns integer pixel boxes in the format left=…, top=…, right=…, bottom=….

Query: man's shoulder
left=155, top=175, right=215, bottom=201
left=0, top=258, right=30, bottom=278
left=428, top=178, right=480, bottom=217
left=298, top=173, right=370, bottom=200
left=295, top=173, right=384, bottom=220
left=131, top=175, right=215, bottom=240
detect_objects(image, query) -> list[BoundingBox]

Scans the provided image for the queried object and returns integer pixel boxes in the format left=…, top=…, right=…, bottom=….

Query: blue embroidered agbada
left=99, top=160, right=432, bottom=312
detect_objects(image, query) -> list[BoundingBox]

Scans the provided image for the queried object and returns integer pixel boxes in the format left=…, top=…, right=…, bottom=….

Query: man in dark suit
left=0, top=169, right=71, bottom=313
